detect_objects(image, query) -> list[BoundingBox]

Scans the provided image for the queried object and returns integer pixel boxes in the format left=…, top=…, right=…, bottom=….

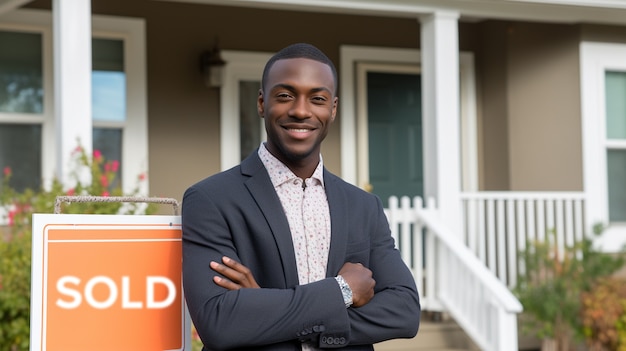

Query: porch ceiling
left=156, top=0, right=626, bottom=25
left=0, top=0, right=32, bottom=15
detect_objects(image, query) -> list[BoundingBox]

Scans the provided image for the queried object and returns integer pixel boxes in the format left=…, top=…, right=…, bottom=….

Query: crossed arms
left=181, top=174, right=420, bottom=350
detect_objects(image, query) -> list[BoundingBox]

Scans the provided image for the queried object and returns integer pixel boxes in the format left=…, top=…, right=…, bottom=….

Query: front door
left=357, top=64, right=423, bottom=207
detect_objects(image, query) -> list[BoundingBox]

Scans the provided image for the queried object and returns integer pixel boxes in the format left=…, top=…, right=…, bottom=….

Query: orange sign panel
left=31, top=215, right=186, bottom=351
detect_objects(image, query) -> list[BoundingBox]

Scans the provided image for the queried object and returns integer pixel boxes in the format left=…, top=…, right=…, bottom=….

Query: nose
left=288, top=97, right=312, bottom=120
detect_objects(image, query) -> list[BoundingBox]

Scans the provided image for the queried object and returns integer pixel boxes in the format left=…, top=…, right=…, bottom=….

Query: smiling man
left=182, top=43, right=421, bottom=351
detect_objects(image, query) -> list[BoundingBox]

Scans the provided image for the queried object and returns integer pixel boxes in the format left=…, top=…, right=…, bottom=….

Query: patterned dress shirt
left=258, top=144, right=331, bottom=350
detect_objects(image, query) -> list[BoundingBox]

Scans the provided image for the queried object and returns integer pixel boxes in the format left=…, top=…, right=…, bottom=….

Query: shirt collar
left=258, top=143, right=325, bottom=188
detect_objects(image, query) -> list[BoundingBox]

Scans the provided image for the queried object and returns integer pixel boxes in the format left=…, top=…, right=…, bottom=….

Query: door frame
left=340, top=45, right=478, bottom=192
left=355, top=63, right=422, bottom=191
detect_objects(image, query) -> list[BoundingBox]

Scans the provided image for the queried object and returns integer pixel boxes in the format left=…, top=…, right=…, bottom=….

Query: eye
left=311, top=96, right=328, bottom=104
left=275, top=92, right=293, bottom=101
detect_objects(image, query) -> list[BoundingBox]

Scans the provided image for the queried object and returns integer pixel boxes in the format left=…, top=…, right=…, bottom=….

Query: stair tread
left=374, top=318, right=478, bottom=351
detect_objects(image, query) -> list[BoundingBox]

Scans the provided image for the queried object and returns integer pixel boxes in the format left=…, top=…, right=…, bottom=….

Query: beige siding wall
left=27, top=0, right=422, bottom=207
left=474, top=20, right=583, bottom=191
left=581, top=24, right=626, bottom=44
left=22, top=1, right=626, bottom=203
left=506, top=22, right=582, bottom=191
left=474, top=21, right=511, bottom=190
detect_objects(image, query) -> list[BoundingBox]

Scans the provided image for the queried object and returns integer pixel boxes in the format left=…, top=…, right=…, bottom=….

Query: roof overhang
left=0, top=0, right=32, bottom=15
left=157, top=0, right=626, bottom=25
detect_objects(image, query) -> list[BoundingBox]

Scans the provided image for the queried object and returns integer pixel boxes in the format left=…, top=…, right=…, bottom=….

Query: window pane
left=0, top=31, right=43, bottom=114
left=92, top=38, right=125, bottom=122
left=0, top=124, right=41, bottom=191
left=239, top=80, right=261, bottom=161
left=606, top=71, right=626, bottom=140
left=607, top=149, right=626, bottom=222
left=93, top=128, right=122, bottom=188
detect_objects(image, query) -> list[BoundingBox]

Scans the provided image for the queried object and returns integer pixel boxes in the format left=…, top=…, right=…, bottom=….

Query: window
left=0, top=29, right=45, bottom=191
left=239, top=80, right=262, bottom=161
left=92, top=38, right=125, bottom=185
left=0, top=10, right=146, bottom=196
left=220, top=51, right=271, bottom=171
left=605, top=71, right=626, bottom=222
left=580, top=41, right=626, bottom=250
left=0, top=30, right=42, bottom=114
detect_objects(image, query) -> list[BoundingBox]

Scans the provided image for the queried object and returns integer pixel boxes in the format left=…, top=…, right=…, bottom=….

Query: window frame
left=219, top=50, right=271, bottom=171
left=0, top=9, right=148, bottom=196
left=0, top=10, right=54, bottom=189
left=580, top=41, right=626, bottom=251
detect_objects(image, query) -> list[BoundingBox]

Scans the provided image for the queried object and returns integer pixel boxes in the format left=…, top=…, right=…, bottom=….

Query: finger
left=210, top=261, right=240, bottom=279
left=222, top=256, right=252, bottom=275
left=211, top=260, right=253, bottom=286
left=221, top=257, right=260, bottom=288
left=213, top=275, right=242, bottom=290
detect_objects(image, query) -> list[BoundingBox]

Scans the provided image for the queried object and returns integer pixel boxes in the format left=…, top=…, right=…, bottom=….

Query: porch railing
left=385, top=196, right=522, bottom=351
left=460, top=191, right=586, bottom=288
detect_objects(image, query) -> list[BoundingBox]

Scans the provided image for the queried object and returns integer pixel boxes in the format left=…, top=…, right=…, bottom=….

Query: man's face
left=258, top=58, right=338, bottom=168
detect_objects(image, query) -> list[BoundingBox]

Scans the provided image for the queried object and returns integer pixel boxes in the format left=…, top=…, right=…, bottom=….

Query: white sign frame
left=30, top=214, right=189, bottom=351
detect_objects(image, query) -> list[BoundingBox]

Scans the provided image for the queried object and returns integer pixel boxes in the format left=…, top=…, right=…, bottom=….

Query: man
left=182, top=43, right=420, bottom=350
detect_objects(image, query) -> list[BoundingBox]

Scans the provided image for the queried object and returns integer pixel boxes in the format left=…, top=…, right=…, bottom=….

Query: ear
left=330, top=96, right=338, bottom=123
left=257, top=89, right=265, bottom=118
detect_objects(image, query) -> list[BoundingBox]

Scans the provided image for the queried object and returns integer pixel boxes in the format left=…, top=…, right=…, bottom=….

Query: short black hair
left=261, top=43, right=338, bottom=93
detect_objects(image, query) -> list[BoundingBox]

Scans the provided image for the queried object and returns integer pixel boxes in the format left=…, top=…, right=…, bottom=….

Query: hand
left=338, top=262, right=375, bottom=307
left=210, top=256, right=260, bottom=290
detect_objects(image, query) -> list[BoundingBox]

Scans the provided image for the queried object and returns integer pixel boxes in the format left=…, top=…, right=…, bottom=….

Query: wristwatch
left=335, top=275, right=353, bottom=308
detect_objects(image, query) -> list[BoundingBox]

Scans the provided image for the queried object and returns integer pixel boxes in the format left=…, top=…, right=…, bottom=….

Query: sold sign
left=31, top=214, right=189, bottom=351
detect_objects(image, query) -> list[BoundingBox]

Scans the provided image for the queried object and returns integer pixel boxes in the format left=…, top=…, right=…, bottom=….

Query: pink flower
left=112, top=160, right=119, bottom=173
left=72, top=145, right=83, bottom=155
left=100, top=175, right=109, bottom=187
left=3, top=166, right=11, bottom=177
left=138, top=173, right=147, bottom=181
left=102, top=191, right=110, bottom=197
left=8, top=210, right=16, bottom=226
left=67, top=188, right=75, bottom=196
left=93, top=149, right=102, bottom=162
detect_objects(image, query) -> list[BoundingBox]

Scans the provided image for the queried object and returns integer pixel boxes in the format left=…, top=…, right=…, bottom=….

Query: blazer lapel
left=324, top=170, right=349, bottom=276
left=241, top=152, right=299, bottom=287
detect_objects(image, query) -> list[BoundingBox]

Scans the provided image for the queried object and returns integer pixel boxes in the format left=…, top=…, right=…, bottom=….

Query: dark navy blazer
left=182, top=151, right=420, bottom=350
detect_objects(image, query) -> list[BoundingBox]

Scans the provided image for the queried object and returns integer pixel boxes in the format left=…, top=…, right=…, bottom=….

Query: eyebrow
left=271, top=83, right=333, bottom=95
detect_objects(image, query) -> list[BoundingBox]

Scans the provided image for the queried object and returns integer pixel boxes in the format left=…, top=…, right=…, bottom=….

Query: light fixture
left=200, top=40, right=226, bottom=88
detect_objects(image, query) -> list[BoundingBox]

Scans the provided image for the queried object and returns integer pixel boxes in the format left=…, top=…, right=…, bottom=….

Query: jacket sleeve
left=182, top=184, right=352, bottom=350
left=338, top=194, right=421, bottom=347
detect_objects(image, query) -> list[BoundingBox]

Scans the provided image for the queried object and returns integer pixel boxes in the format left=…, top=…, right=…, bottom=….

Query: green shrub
left=580, top=277, right=626, bottom=351
left=0, top=145, right=154, bottom=351
left=514, top=225, right=626, bottom=351
left=618, top=301, right=626, bottom=351
left=0, top=232, right=30, bottom=351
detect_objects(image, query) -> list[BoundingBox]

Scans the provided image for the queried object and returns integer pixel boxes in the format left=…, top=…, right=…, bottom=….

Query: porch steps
left=374, top=317, right=479, bottom=351
left=374, top=313, right=543, bottom=351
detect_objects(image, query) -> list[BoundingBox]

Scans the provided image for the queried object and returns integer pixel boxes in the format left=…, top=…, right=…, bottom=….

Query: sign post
left=30, top=213, right=189, bottom=351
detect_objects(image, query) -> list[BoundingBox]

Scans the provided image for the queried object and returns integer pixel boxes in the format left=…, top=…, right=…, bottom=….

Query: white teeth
left=290, top=129, right=310, bottom=132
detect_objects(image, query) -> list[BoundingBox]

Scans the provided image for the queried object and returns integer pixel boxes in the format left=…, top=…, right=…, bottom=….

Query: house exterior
left=1, top=0, right=626, bottom=349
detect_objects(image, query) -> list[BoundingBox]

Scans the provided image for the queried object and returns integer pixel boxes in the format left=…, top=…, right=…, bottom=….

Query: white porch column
left=53, top=0, right=92, bottom=185
left=420, top=12, right=463, bottom=236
